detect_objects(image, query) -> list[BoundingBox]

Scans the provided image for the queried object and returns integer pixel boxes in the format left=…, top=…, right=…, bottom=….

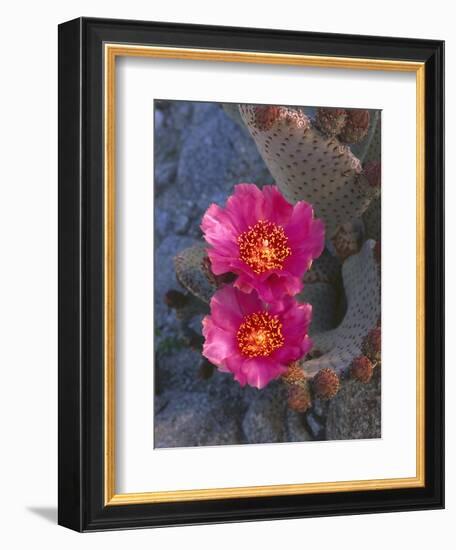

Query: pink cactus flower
left=201, top=184, right=325, bottom=301
left=202, top=285, right=313, bottom=389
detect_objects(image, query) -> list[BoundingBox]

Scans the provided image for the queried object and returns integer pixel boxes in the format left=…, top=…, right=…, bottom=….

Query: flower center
left=238, top=220, right=291, bottom=274
left=237, top=311, right=284, bottom=358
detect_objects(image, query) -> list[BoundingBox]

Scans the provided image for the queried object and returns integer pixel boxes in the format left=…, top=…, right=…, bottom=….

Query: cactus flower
left=201, top=184, right=325, bottom=301
left=202, top=285, right=313, bottom=389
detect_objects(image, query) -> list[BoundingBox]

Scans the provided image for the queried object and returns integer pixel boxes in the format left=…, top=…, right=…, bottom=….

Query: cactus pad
left=173, top=243, right=217, bottom=303
left=239, top=104, right=379, bottom=237
left=300, top=239, right=380, bottom=378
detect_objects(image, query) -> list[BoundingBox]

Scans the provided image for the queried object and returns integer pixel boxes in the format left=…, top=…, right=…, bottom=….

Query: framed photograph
left=58, top=17, right=444, bottom=531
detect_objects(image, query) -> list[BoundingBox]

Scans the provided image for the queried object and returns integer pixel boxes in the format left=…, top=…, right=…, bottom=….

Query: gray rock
left=286, top=409, right=313, bottom=442
left=242, top=384, right=287, bottom=444
left=326, top=370, right=381, bottom=440
left=155, top=198, right=197, bottom=243
left=221, top=103, right=246, bottom=129
left=154, top=392, right=170, bottom=416
left=154, top=108, right=164, bottom=130
left=174, top=212, right=191, bottom=235
left=306, top=413, right=324, bottom=439
left=155, top=125, right=179, bottom=169
left=154, top=208, right=172, bottom=241
left=154, top=391, right=243, bottom=448
left=191, top=103, right=219, bottom=126
left=154, top=103, right=193, bottom=198
left=176, top=104, right=273, bottom=211
left=155, top=161, right=177, bottom=195
left=311, top=398, right=328, bottom=419
left=156, top=346, right=247, bottom=408
left=167, top=101, right=195, bottom=132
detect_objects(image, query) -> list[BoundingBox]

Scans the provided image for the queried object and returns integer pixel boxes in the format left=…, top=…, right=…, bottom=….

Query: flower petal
left=202, top=316, right=237, bottom=366
left=259, top=185, right=293, bottom=225
left=243, top=357, right=287, bottom=389
left=202, top=286, right=313, bottom=389
left=201, top=184, right=325, bottom=300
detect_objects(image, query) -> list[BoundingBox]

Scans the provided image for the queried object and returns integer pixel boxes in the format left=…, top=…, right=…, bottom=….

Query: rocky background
left=154, top=100, right=381, bottom=448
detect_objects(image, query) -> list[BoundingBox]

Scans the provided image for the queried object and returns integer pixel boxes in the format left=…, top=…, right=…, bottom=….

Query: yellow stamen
left=238, top=220, right=291, bottom=274
left=237, top=311, right=284, bottom=358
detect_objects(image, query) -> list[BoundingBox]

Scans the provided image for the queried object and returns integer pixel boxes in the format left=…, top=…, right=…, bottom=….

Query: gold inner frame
left=104, top=44, right=426, bottom=506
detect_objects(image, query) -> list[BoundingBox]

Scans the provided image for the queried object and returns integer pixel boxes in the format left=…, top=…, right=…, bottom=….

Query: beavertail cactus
left=353, top=112, right=381, bottom=165
left=239, top=104, right=380, bottom=237
left=173, top=242, right=233, bottom=303
left=298, top=252, right=343, bottom=334
left=299, top=239, right=381, bottom=379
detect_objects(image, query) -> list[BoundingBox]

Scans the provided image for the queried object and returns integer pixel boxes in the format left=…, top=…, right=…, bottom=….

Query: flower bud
left=313, top=368, right=340, bottom=399
left=363, top=160, right=381, bottom=188
left=364, top=326, right=381, bottom=363
left=339, top=109, right=370, bottom=143
left=287, top=383, right=312, bottom=413
left=315, top=107, right=347, bottom=136
left=351, top=355, right=374, bottom=383
left=282, top=361, right=306, bottom=385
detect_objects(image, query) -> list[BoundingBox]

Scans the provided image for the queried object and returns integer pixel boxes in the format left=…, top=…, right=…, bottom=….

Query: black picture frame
left=58, top=17, right=444, bottom=532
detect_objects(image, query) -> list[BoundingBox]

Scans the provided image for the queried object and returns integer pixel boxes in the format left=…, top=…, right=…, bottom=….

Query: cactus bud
left=164, top=289, right=189, bottom=309
left=287, top=383, right=312, bottom=413
left=281, top=108, right=310, bottom=129
left=252, top=106, right=282, bottom=131
left=251, top=105, right=309, bottom=132
left=315, top=107, right=347, bottom=136
left=351, top=355, right=374, bottom=383
left=312, top=368, right=340, bottom=399
left=364, top=326, right=381, bottom=363
left=282, top=361, right=306, bottom=385
left=339, top=109, right=370, bottom=143
left=363, top=160, right=381, bottom=188
left=330, top=222, right=362, bottom=261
